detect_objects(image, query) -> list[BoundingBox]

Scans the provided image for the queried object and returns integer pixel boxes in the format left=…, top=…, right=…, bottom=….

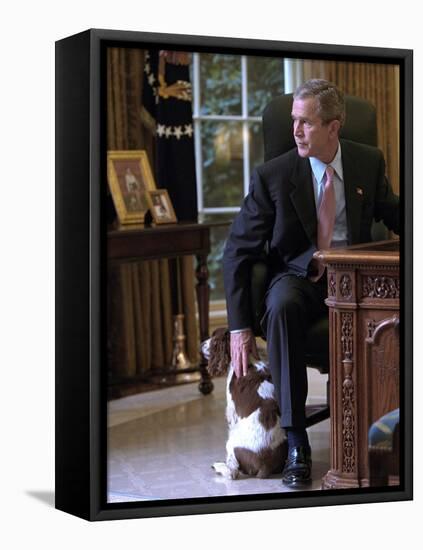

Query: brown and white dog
left=202, top=328, right=288, bottom=479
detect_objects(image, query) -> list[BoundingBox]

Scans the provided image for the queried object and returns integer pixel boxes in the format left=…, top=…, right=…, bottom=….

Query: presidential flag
left=141, top=49, right=198, bottom=222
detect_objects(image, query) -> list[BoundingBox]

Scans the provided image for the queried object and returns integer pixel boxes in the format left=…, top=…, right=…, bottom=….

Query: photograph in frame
left=107, top=149, right=156, bottom=225
left=146, top=189, right=177, bottom=225
left=55, top=28, right=413, bottom=521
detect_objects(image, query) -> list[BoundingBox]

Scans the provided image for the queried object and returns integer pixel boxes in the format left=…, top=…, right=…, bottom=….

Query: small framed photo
left=107, top=150, right=156, bottom=225
left=146, top=189, right=178, bottom=225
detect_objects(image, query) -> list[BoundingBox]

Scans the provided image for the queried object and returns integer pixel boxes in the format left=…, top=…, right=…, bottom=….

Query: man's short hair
left=294, top=79, right=346, bottom=127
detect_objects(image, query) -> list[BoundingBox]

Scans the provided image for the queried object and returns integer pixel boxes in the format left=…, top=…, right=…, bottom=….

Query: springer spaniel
left=202, top=328, right=287, bottom=479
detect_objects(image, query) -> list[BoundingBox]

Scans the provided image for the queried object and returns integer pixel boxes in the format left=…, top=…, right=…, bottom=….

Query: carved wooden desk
left=108, top=222, right=214, bottom=396
left=316, top=240, right=400, bottom=489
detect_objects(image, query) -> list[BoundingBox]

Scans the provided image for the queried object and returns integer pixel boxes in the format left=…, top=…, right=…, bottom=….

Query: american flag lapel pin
left=356, top=187, right=363, bottom=196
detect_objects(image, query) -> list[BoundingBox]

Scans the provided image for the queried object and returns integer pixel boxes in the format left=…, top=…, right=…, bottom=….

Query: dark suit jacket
left=223, top=139, right=399, bottom=331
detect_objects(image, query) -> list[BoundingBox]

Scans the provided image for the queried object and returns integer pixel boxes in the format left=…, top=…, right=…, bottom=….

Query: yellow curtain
left=302, top=60, right=400, bottom=194
left=107, top=47, right=198, bottom=381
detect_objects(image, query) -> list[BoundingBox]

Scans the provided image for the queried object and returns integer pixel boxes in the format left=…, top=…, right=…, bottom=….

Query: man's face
left=291, top=97, right=338, bottom=163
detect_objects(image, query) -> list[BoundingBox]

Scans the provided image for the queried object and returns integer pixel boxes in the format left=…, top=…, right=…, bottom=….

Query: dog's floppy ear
left=206, top=327, right=231, bottom=376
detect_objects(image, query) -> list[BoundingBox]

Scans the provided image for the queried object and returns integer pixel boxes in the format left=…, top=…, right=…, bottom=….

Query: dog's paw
left=212, top=462, right=239, bottom=479
left=212, top=462, right=228, bottom=476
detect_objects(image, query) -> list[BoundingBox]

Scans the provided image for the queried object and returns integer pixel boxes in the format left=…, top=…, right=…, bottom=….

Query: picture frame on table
left=107, top=150, right=156, bottom=226
left=55, top=28, right=413, bottom=521
left=146, top=189, right=177, bottom=225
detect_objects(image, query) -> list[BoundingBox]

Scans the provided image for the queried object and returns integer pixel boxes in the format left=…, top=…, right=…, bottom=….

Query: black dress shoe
left=282, top=446, right=312, bottom=487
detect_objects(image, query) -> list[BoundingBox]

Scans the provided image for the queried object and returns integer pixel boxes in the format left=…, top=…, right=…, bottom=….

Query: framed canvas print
left=55, top=28, right=413, bottom=521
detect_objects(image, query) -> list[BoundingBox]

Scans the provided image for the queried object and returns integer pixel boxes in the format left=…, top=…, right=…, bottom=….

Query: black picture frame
left=55, top=28, right=413, bottom=521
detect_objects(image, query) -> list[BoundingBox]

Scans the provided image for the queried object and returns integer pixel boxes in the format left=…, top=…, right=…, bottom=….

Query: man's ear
left=328, top=119, right=341, bottom=138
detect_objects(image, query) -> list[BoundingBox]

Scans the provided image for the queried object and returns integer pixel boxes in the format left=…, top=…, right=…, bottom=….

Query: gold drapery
left=302, top=60, right=400, bottom=194
left=107, top=48, right=198, bottom=380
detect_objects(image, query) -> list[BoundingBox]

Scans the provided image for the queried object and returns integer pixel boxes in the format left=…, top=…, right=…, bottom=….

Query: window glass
left=201, top=120, right=244, bottom=208
left=248, top=56, right=284, bottom=116
left=200, top=54, right=242, bottom=116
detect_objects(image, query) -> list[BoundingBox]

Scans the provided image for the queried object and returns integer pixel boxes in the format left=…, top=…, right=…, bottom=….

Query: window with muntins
left=192, top=53, right=286, bottom=302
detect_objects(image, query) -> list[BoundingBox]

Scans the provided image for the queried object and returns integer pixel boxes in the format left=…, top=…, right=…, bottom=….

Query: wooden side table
left=316, top=240, right=400, bottom=489
left=108, top=222, right=214, bottom=395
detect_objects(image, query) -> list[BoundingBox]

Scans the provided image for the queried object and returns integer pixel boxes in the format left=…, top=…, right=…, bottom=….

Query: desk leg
left=322, top=308, right=360, bottom=489
left=196, top=253, right=214, bottom=395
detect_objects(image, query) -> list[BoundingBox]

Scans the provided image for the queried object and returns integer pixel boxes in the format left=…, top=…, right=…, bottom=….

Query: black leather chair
left=251, top=93, right=384, bottom=427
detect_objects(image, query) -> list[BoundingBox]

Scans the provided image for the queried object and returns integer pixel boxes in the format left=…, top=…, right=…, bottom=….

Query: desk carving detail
left=340, top=274, right=353, bottom=300
left=328, top=272, right=336, bottom=297
left=362, top=276, right=400, bottom=299
left=341, top=312, right=356, bottom=473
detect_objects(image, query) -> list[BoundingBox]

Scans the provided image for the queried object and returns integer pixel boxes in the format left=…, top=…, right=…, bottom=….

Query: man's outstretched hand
left=230, top=329, right=259, bottom=378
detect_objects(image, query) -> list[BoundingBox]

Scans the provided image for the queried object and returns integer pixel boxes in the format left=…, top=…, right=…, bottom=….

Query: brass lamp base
left=171, top=314, right=198, bottom=382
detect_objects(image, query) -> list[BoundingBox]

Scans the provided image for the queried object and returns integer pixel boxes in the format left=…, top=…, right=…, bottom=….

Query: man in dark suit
left=223, top=79, right=399, bottom=487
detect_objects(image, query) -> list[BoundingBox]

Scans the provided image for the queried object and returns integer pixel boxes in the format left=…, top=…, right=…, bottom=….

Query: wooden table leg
left=196, top=253, right=214, bottom=395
